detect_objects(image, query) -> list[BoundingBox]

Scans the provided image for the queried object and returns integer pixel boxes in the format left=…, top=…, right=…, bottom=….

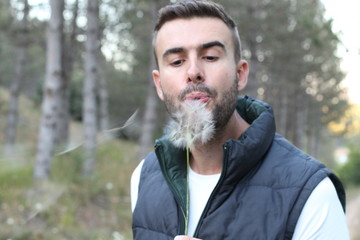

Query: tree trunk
left=294, top=91, right=307, bottom=149
left=5, top=0, right=29, bottom=152
left=98, top=63, right=109, bottom=132
left=307, top=121, right=319, bottom=158
left=98, top=22, right=109, bottom=133
left=307, top=106, right=321, bottom=158
left=56, top=0, right=79, bottom=145
left=278, top=86, right=288, bottom=136
left=82, top=0, right=99, bottom=176
left=138, top=0, right=159, bottom=160
left=34, top=0, right=64, bottom=179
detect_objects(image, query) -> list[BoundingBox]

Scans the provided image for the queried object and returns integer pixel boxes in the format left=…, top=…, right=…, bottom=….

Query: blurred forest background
left=0, top=0, right=360, bottom=239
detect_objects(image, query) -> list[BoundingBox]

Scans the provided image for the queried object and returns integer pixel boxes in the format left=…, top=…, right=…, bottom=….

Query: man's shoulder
left=254, top=133, right=329, bottom=188
left=271, top=133, right=323, bottom=166
left=143, top=151, right=157, bottom=162
left=141, top=151, right=161, bottom=174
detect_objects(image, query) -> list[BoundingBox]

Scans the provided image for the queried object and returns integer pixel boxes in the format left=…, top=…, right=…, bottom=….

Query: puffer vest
left=132, top=96, right=346, bottom=240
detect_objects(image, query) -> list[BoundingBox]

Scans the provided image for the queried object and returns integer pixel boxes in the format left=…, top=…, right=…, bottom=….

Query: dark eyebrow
left=162, top=41, right=225, bottom=59
left=200, top=41, right=226, bottom=51
left=163, top=47, right=186, bottom=59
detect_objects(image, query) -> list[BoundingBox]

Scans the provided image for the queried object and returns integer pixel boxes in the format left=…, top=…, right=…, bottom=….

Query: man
left=131, top=0, right=349, bottom=239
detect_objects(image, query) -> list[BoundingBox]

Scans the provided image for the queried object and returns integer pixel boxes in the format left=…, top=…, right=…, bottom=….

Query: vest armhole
left=328, top=173, right=346, bottom=212
left=284, top=170, right=328, bottom=239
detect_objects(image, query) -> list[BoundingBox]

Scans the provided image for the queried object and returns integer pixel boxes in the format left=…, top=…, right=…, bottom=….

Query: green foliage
left=52, top=149, right=84, bottom=184
left=0, top=165, right=32, bottom=189
left=0, top=1, right=12, bottom=30
left=0, top=87, right=40, bottom=145
left=68, top=76, right=84, bottom=121
left=337, top=145, right=360, bottom=186
left=218, top=0, right=348, bottom=153
left=0, top=162, right=33, bottom=205
left=0, top=139, right=138, bottom=240
left=0, top=0, right=46, bottom=97
left=0, top=33, right=15, bottom=87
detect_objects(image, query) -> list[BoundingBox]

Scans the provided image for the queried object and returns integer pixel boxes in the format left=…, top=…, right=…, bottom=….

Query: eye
left=203, top=56, right=219, bottom=62
left=170, top=59, right=185, bottom=67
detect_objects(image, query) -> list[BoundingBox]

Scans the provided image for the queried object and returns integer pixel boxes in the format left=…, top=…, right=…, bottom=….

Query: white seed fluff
left=166, top=101, right=215, bottom=149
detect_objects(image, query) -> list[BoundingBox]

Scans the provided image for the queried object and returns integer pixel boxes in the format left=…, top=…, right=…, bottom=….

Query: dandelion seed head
left=166, top=101, right=215, bottom=149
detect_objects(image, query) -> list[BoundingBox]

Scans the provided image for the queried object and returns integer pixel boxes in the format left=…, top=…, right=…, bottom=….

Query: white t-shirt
left=131, top=160, right=349, bottom=239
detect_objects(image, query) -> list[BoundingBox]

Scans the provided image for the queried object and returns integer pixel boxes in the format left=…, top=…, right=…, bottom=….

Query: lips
left=184, top=92, right=210, bottom=103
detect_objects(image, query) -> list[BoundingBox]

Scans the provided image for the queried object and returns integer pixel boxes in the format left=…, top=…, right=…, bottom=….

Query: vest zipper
left=193, top=144, right=230, bottom=237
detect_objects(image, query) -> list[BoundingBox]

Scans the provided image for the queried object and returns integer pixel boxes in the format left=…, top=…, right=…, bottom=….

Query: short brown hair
left=152, top=0, right=242, bottom=67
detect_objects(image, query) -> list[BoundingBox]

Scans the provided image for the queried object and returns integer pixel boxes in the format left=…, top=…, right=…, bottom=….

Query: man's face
left=153, top=17, right=248, bottom=130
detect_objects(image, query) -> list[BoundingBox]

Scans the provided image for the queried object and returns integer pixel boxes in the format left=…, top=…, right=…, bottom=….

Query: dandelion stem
left=185, top=147, right=190, bottom=235
left=165, top=101, right=215, bottom=235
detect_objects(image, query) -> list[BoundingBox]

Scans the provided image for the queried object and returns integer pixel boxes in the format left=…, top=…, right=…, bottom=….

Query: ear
left=152, top=69, right=164, bottom=101
left=236, top=60, right=249, bottom=92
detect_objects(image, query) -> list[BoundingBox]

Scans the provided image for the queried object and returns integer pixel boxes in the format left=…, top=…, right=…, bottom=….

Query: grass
left=0, top=87, right=140, bottom=239
left=0, top=139, right=139, bottom=240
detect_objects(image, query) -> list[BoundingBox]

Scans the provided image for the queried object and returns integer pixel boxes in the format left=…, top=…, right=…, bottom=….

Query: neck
left=190, top=111, right=249, bottom=175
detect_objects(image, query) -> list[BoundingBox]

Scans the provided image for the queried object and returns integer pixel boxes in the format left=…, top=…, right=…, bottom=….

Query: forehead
left=155, top=17, right=233, bottom=55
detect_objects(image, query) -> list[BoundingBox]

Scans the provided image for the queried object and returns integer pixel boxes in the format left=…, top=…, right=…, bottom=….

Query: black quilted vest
left=132, top=97, right=345, bottom=240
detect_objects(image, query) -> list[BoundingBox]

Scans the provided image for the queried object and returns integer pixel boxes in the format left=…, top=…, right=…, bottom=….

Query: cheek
left=208, top=65, right=236, bottom=89
left=159, top=72, right=184, bottom=96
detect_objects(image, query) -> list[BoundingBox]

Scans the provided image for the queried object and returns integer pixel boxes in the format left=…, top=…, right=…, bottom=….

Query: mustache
left=178, top=83, right=217, bottom=101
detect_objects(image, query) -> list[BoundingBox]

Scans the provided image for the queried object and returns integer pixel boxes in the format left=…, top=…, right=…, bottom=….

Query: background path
left=347, top=195, right=360, bottom=240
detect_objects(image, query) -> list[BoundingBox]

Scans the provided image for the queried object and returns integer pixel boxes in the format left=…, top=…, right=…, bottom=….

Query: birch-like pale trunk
left=138, top=0, right=159, bottom=160
left=34, top=0, right=64, bottom=179
left=5, top=0, right=29, bottom=152
left=98, top=64, right=109, bottom=132
left=82, top=0, right=99, bottom=175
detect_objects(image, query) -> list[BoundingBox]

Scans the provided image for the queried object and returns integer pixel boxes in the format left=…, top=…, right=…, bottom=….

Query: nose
left=187, top=60, right=204, bottom=83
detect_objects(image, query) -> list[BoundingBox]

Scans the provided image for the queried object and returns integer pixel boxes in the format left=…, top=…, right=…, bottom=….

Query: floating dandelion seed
left=55, top=110, right=138, bottom=156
